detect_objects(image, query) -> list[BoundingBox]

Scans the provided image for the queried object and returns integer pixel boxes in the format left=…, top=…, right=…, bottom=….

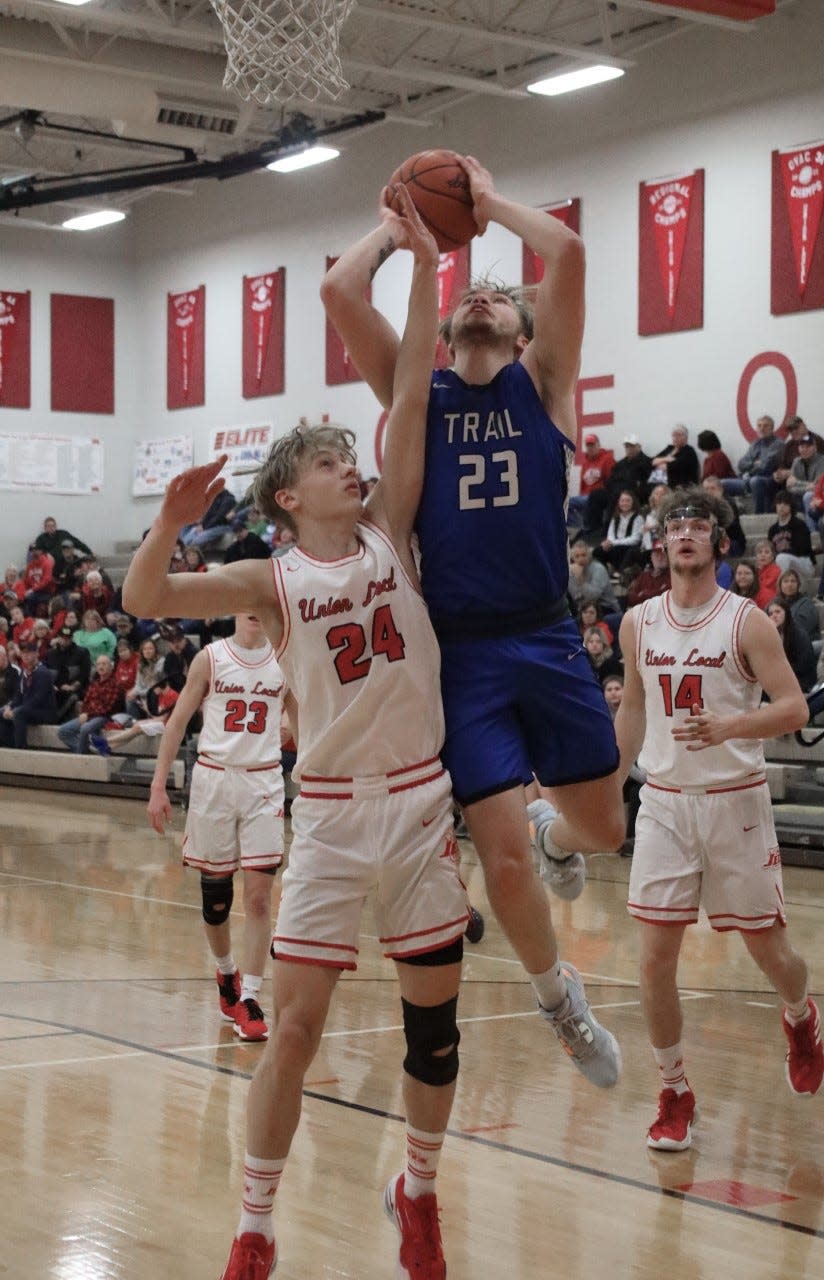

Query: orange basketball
left=387, top=149, right=477, bottom=253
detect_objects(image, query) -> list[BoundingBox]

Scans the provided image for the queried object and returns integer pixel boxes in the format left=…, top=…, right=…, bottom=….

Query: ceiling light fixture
left=527, top=65, right=625, bottom=97
left=266, top=145, right=340, bottom=173
left=62, top=209, right=127, bottom=230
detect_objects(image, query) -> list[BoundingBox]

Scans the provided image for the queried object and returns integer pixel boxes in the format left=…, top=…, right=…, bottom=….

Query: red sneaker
left=217, top=969, right=241, bottom=1022
left=383, top=1172, right=445, bottom=1280
left=783, top=999, right=823, bottom=1096
left=219, top=1232, right=276, bottom=1279
left=233, top=997, right=269, bottom=1042
left=647, top=1085, right=696, bottom=1151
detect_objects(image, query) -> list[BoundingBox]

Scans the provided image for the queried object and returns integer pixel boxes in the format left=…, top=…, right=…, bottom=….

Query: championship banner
left=435, top=245, right=470, bottom=370
left=0, top=290, right=30, bottom=409
left=771, top=142, right=824, bottom=315
left=638, top=170, right=704, bottom=336
left=167, top=285, right=205, bottom=409
left=326, top=255, right=367, bottom=385
left=522, top=199, right=582, bottom=286
left=51, top=293, right=115, bottom=413
left=243, top=269, right=285, bottom=398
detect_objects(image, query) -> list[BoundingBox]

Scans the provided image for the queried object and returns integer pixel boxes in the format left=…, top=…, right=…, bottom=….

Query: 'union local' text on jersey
left=633, top=589, right=765, bottom=790
left=200, top=638, right=285, bottom=768
left=272, top=520, right=445, bottom=780
left=415, top=362, right=574, bottom=628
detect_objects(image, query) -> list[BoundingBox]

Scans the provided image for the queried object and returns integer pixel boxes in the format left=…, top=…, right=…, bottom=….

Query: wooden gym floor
left=1, top=787, right=823, bottom=1279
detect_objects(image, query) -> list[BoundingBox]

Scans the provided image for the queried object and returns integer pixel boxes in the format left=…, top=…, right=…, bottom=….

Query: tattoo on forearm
left=369, top=237, right=396, bottom=282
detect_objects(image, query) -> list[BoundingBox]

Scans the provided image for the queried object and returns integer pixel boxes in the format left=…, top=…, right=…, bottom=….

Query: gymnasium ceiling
left=0, top=0, right=807, bottom=226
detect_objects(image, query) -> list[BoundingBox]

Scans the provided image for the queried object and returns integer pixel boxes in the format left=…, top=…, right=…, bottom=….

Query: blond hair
left=251, top=419, right=357, bottom=534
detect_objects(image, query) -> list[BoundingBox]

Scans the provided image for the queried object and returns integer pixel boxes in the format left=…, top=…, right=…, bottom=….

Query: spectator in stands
left=702, top=475, right=746, bottom=557
left=168, top=540, right=187, bottom=573
left=271, top=526, right=296, bottom=558
left=731, top=559, right=759, bottom=602
left=245, top=507, right=271, bottom=542
left=80, top=569, right=114, bottom=619
left=57, top=653, right=123, bottom=753
left=183, top=546, right=208, bottom=573
left=31, top=618, right=51, bottom=661
left=223, top=517, right=273, bottom=564
left=806, top=468, right=824, bottom=538
left=697, top=429, right=735, bottom=481
left=0, top=646, right=20, bottom=706
left=9, top=605, right=35, bottom=648
left=640, top=484, right=671, bottom=554
left=0, top=642, right=57, bottom=748
left=22, top=545, right=55, bottom=614
left=568, top=539, right=619, bottom=614
left=126, top=637, right=166, bottom=720
left=775, top=570, right=821, bottom=652
left=163, top=625, right=197, bottom=693
left=52, top=541, right=83, bottom=602
left=3, top=565, right=24, bottom=603
left=114, top=638, right=139, bottom=697
left=0, top=617, right=8, bottom=649
left=34, top=516, right=93, bottom=562
left=722, top=414, right=784, bottom=513
left=754, top=542, right=782, bottom=609
left=595, top=490, right=644, bottom=575
left=768, top=491, right=815, bottom=577
left=588, top=434, right=652, bottom=535
left=110, top=613, right=140, bottom=648
left=62, top=608, right=80, bottom=634
left=577, top=602, right=614, bottom=646
left=179, top=486, right=236, bottom=549
left=92, top=681, right=179, bottom=755
left=45, top=624, right=92, bottom=722
left=787, top=433, right=824, bottom=520
left=567, top=433, right=615, bottom=533
left=650, top=425, right=699, bottom=489
left=765, top=599, right=818, bottom=692
left=73, top=609, right=117, bottom=663
left=626, top=533, right=671, bottom=607
left=583, top=627, right=623, bottom=683
left=767, top=416, right=824, bottom=512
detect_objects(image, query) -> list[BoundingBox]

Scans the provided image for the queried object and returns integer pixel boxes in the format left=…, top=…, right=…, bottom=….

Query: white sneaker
left=539, top=962, right=622, bottom=1088
left=530, top=804, right=586, bottom=901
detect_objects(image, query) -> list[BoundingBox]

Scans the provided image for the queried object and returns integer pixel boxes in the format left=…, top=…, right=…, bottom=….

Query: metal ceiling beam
left=612, top=0, right=758, bottom=29
left=344, top=56, right=531, bottom=99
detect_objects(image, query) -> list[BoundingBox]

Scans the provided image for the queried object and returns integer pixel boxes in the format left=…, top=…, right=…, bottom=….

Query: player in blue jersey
left=322, top=157, right=624, bottom=1087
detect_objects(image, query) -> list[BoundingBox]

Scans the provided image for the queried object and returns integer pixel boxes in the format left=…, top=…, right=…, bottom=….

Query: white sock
left=530, top=962, right=567, bottom=1013
left=652, top=1042, right=690, bottom=1095
left=241, top=974, right=263, bottom=1004
left=215, top=953, right=236, bottom=976
left=526, top=798, right=571, bottom=861
left=237, top=1153, right=285, bottom=1242
left=405, top=1125, right=445, bottom=1199
left=785, top=995, right=810, bottom=1025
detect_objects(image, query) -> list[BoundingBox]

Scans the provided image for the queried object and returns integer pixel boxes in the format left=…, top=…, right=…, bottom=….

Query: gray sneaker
left=540, top=962, right=622, bottom=1088
left=532, top=807, right=585, bottom=901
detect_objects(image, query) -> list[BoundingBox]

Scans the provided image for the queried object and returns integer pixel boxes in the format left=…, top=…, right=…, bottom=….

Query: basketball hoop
left=210, top=0, right=355, bottom=105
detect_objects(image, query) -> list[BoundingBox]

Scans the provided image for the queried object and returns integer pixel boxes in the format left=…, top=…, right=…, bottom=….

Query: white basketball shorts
left=182, top=758, right=285, bottom=875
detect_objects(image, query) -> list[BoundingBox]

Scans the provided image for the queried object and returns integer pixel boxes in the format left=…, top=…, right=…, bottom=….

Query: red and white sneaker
left=217, top=969, right=241, bottom=1022
left=219, top=1232, right=276, bottom=1279
left=383, top=1172, right=446, bottom=1280
left=647, top=1085, right=697, bottom=1151
left=233, top=997, right=269, bottom=1042
left=783, top=999, right=824, bottom=1096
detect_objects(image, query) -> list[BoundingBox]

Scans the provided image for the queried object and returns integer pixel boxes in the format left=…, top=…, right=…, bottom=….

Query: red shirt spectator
left=114, top=644, right=139, bottom=694
left=80, top=571, right=114, bottom=618
left=23, top=549, right=55, bottom=597
left=10, top=609, right=35, bottom=647
left=80, top=666, right=124, bottom=720
left=3, top=567, right=25, bottom=602
left=578, top=433, right=615, bottom=496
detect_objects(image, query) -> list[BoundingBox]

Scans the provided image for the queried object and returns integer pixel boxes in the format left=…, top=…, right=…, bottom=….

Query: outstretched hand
left=460, top=155, right=495, bottom=234
left=379, top=185, right=439, bottom=266
left=159, top=454, right=229, bottom=530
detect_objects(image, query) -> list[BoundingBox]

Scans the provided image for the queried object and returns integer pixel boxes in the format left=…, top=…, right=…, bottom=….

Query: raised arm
left=147, top=647, right=211, bottom=834
left=122, top=457, right=278, bottom=632
left=367, top=186, right=439, bottom=546
left=320, top=222, right=402, bottom=410
left=462, top=155, right=585, bottom=438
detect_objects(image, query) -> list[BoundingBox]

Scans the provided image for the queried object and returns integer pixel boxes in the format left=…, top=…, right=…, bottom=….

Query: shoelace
left=400, top=1193, right=444, bottom=1268
left=218, top=976, right=239, bottom=1003
left=240, top=998, right=265, bottom=1022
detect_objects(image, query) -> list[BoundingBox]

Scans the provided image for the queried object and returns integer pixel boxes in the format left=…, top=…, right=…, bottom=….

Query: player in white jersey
left=616, top=486, right=822, bottom=1152
left=123, top=187, right=466, bottom=1280
left=147, top=613, right=286, bottom=1042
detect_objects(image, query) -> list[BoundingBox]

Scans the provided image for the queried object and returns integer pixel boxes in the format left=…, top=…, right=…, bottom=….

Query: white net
left=210, top=0, right=355, bottom=105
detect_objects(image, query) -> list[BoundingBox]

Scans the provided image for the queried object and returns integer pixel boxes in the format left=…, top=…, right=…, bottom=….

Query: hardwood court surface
left=1, top=788, right=822, bottom=1279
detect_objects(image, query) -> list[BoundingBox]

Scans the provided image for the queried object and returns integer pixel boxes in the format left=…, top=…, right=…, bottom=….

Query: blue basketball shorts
left=438, top=617, right=619, bottom=807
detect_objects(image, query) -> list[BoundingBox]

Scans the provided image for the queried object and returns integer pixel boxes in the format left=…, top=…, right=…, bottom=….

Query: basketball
left=387, top=150, right=477, bottom=253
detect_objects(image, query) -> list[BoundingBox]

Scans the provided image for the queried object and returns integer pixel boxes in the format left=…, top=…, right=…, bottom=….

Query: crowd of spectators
left=567, top=416, right=824, bottom=700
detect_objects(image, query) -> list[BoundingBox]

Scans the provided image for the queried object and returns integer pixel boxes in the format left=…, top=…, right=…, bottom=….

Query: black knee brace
left=201, top=874, right=234, bottom=926
left=402, top=996, right=460, bottom=1087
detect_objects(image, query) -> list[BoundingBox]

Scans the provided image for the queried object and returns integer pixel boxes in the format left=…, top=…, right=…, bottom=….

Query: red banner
left=435, top=245, right=471, bottom=369
left=772, top=144, right=824, bottom=309
left=167, top=285, right=205, bottom=409
left=650, top=1, right=774, bottom=18
left=638, top=170, right=704, bottom=335
left=243, top=270, right=285, bottom=398
left=522, top=199, right=582, bottom=286
left=325, top=255, right=367, bottom=385
left=51, top=294, right=114, bottom=413
left=0, top=290, right=31, bottom=409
